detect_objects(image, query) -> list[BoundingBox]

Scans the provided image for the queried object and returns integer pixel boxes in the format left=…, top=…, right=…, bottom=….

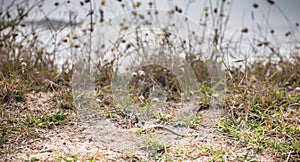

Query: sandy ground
left=1, top=92, right=274, bottom=161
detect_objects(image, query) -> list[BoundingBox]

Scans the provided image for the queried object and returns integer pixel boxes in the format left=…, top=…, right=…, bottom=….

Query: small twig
left=144, top=124, right=216, bottom=137
left=285, top=151, right=291, bottom=162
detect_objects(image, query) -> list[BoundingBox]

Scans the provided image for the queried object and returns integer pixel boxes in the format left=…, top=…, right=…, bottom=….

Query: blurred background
left=1, top=0, right=299, bottom=66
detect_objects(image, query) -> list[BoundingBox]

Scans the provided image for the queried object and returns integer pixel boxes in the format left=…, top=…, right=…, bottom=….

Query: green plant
left=52, top=154, right=79, bottom=162
left=30, top=157, right=40, bottom=162
left=22, top=111, right=68, bottom=128
left=141, top=133, right=169, bottom=157
left=60, top=89, right=75, bottom=110
left=219, top=75, right=300, bottom=160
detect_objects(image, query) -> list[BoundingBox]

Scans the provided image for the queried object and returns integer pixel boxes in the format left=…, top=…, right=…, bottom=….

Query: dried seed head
left=168, top=9, right=175, bottom=15
left=139, top=95, right=145, bottom=101
left=253, top=3, right=259, bottom=8
left=6, top=12, right=11, bottom=18
left=12, top=33, right=18, bottom=37
left=21, top=62, right=27, bottom=74
left=21, top=62, right=27, bottom=67
left=73, top=35, right=78, bottom=39
left=175, top=6, right=182, bottom=13
left=126, top=44, right=131, bottom=50
left=285, top=31, right=291, bottom=37
left=204, top=6, right=209, bottom=11
left=131, top=72, right=138, bottom=77
left=266, top=0, right=275, bottom=5
left=219, top=13, right=225, bottom=17
left=241, top=28, right=248, bottom=33
left=54, top=2, right=59, bottom=6
left=257, top=41, right=269, bottom=46
left=138, top=14, right=145, bottom=19
left=135, top=1, right=141, bottom=8
left=138, top=70, right=145, bottom=76
left=214, top=8, right=217, bottom=13
left=131, top=11, right=137, bottom=16
left=143, top=20, right=151, bottom=25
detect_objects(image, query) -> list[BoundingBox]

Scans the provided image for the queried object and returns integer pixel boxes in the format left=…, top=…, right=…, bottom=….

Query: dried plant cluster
left=0, top=0, right=299, bottom=161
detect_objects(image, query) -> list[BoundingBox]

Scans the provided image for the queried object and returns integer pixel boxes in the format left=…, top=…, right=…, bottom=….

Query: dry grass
left=1, top=0, right=300, bottom=161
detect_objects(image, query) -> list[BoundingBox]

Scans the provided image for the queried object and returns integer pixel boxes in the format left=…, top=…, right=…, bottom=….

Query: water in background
left=16, top=0, right=299, bottom=68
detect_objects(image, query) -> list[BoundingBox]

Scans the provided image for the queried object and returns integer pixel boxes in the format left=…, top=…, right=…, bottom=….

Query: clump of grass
left=0, top=2, right=73, bottom=104
left=220, top=57, right=300, bottom=161
left=141, top=133, right=170, bottom=158
left=0, top=76, right=30, bottom=103
left=59, top=89, right=75, bottom=110
left=129, top=64, right=182, bottom=101
left=248, top=55, right=300, bottom=87
left=52, top=153, right=80, bottom=162
left=22, top=111, right=68, bottom=128
left=0, top=2, right=75, bottom=158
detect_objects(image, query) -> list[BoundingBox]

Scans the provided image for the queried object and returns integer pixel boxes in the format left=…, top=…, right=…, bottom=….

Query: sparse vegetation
left=1, top=0, right=299, bottom=161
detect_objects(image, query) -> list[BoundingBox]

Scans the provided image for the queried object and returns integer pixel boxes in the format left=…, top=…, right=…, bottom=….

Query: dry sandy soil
left=1, top=92, right=274, bottom=161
